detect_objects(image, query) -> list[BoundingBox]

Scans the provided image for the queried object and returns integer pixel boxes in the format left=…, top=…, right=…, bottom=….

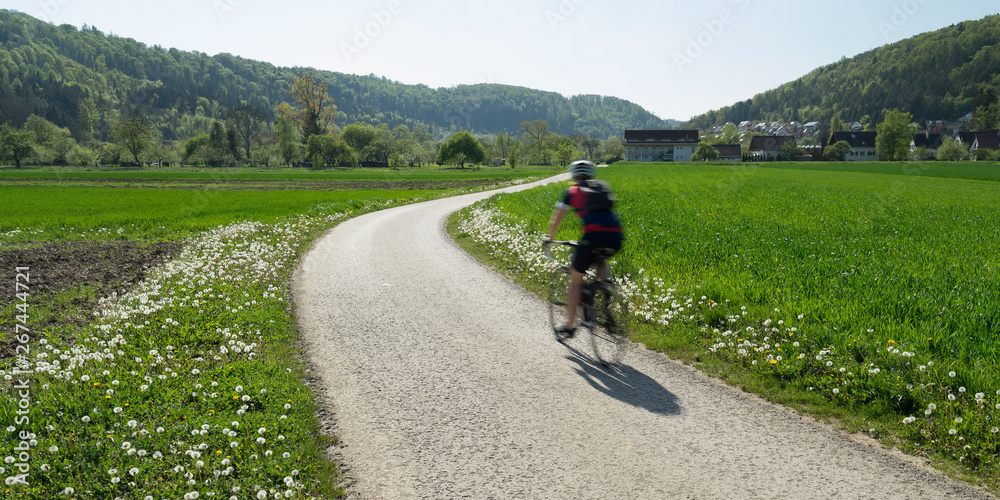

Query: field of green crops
left=454, top=161, right=1000, bottom=487
left=0, top=167, right=543, bottom=498
left=0, top=186, right=439, bottom=244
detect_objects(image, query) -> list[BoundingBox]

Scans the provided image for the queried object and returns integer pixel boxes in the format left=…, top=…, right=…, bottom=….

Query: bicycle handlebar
left=543, top=239, right=578, bottom=261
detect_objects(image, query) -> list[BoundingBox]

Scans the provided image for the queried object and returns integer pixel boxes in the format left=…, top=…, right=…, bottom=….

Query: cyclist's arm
left=546, top=202, right=569, bottom=241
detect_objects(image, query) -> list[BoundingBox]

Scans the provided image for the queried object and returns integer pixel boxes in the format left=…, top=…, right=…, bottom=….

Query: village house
left=911, top=132, right=943, bottom=158
left=971, top=131, right=1000, bottom=153
left=748, top=135, right=796, bottom=161
left=830, top=131, right=879, bottom=161
left=622, top=130, right=699, bottom=162
left=714, top=144, right=743, bottom=162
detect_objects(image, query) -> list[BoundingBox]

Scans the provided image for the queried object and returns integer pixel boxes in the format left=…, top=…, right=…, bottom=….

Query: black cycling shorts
left=572, top=231, right=623, bottom=274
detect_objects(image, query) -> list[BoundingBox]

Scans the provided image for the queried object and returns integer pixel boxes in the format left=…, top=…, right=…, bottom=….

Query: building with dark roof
left=622, top=130, right=700, bottom=162
left=748, top=135, right=796, bottom=161
left=830, top=131, right=879, bottom=161
left=972, top=133, right=1000, bottom=152
left=911, top=133, right=943, bottom=150
left=714, top=144, right=743, bottom=162
left=911, top=132, right=943, bottom=159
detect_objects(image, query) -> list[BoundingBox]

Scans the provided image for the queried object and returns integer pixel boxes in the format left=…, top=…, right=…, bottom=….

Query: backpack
left=579, top=179, right=615, bottom=211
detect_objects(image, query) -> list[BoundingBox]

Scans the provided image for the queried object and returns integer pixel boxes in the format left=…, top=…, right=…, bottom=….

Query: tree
left=520, top=120, right=551, bottom=163
left=600, top=135, right=624, bottom=163
left=24, top=114, right=75, bottom=164
left=229, top=103, right=264, bottom=161
left=969, top=102, right=1000, bottom=131
left=290, top=73, right=337, bottom=144
left=274, top=103, right=301, bottom=165
left=556, top=141, right=576, bottom=167
left=876, top=109, right=917, bottom=161
left=341, top=123, right=377, bottom=154
left=0, top=123, right=35, bottom=168
left=829, top=112, right=846, bottom=143
left=691, top=143, right=720, bottom=161
left=937, top=137, right=969, bottom=161
left=392, top=125, right=415, bottom=166
left=580, top=137, right=600, bottom=160
left=507, top=143, right=521, bottom=168
left=438, top=131, right=486, bottom=167
left=493, top=132, right=515, bottom=164
left=719, top=123, right=740, bottom=145
left=825, top=140, right=852, bottom=161
left=111, top=114, right=154, bottom=165
left=972, top=147, right=996, bottom=161
left=307, top=135, right=358, bottom=168
left=779, top=139, right=805, bottom=160
left=98, top=142, right=126, bottom=167
left=183, top=134, right=211, bottom=165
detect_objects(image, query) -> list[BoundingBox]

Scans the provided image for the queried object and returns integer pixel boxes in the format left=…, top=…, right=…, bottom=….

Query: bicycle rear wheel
left=547, top=266, right=571, bottom=341
left=590, top=281, right=630, bottom=366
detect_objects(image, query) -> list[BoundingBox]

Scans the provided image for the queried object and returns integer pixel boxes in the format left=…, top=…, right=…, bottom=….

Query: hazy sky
left=7, top=0, right=1000, bottom=120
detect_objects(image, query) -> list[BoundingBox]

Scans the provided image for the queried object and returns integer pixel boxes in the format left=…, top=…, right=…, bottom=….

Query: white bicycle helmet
left=568, top=160, right=596, bottom=179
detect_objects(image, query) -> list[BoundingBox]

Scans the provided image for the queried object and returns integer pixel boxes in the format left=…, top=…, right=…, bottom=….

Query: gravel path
left=294, top=176, right=995, bottom=499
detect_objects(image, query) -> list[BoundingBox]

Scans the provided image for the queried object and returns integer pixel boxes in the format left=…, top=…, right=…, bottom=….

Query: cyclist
left=543, top=160, right=623, bottom=339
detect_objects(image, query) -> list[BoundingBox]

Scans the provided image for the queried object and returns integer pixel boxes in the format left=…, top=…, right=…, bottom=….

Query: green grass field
left=0, top=165, right=548, bottom=181
left=0, top=186, right=440, bottom=243
left=0, top=166, right=551, bottom=244
left=0, top=167, right=544, bottom=498
left=757, top=160, right=1000, bottom=181
left=453, top=161, right=1000, bottom=489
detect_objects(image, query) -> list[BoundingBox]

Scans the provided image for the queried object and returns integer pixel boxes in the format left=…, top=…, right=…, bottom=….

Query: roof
left=748, top=135, right=795, bottom=151
left=912, top=133, right=942, bottom=149
left=714, top=144, right=742, bottom=158
left=974, top=134, right=1000, bottom=150
left=830, top=131, right=877, bottom=148
left=957, top=132, right=978, bottom=144
left=623, top=130, right=699, bottom=144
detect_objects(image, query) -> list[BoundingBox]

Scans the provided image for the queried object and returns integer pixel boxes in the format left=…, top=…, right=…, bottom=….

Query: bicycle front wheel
left=547, top=266, right=570, bottom=341
left=590, top=283, right=630, bottom=366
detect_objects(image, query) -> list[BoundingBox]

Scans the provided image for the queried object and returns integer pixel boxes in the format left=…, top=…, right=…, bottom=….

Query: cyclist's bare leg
left=565, top=268, right=585, bottom=328
left=595, top=260, right=608, bottom=282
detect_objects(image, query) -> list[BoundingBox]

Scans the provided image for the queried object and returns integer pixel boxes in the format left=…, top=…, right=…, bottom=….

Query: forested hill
left=685, top=14, right=1000, bottom=129
left=0, top=9, right=673, bottom=142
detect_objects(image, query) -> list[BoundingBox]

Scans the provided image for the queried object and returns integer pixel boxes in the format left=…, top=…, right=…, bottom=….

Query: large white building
left=830, top=131, right=880, bottom=161
left=622, top=130, right=700, bottom=162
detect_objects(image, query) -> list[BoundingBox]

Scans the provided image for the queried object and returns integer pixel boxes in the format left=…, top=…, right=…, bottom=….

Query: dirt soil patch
left=0, top=240, right=181, bottom=356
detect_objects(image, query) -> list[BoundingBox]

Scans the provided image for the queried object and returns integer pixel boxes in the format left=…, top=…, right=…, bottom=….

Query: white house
left=830, top=131, right=879, bottom=161
left=622, top=130, right=700, bottom=162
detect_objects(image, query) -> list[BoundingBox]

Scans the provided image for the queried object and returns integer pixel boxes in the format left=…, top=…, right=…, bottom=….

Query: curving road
left=293, top=176, right=994, bottom=499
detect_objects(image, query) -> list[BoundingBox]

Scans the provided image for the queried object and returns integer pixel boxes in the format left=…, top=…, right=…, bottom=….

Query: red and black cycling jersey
left=558, top=184, right=622, bottom=234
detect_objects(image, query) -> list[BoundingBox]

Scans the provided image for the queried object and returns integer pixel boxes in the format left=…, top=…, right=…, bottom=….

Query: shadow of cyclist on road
left=562, top=345, right=680, bottom=416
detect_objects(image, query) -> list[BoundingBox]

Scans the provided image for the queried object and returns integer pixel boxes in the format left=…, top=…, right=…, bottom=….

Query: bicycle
left=543, top=240, right=631, bottom=366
